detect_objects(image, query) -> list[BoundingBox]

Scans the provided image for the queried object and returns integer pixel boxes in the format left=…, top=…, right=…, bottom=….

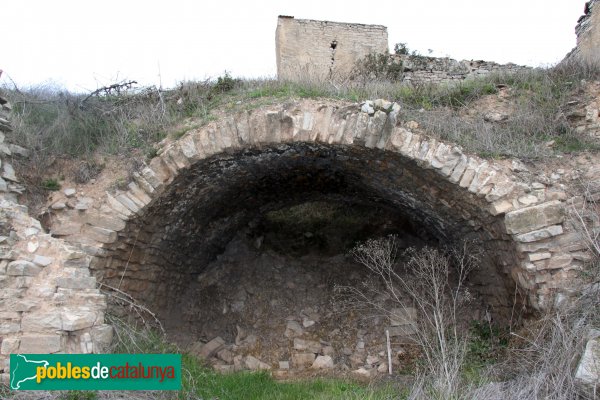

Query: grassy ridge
left=3, top=60, right=600, bottom=167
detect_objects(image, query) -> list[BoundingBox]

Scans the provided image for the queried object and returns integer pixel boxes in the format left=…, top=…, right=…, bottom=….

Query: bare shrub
left=338, top=236, right=479, bottom=399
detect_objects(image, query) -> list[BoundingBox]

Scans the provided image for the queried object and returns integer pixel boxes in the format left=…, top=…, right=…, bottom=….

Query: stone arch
left=3, top=99, right=588, bottom=362
left=53, top=99, right=582, bottom=311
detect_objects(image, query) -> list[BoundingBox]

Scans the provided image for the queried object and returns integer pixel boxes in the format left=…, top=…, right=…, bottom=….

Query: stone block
left=217, top=349, right=234, bottom=364
left=51, top=221, right=82, bottom=236
left=528, top=252, right=552, bottom=262
left=437, top=146, right=463, bottom=177
left=83, top=225, right=117, bottom=244
left=116, top=193, right=141, bottom=213
left=85, top=212, right=126, bottom=232
left=56, top=276, right=96, bottom=289
left=575, top=337, right=600, bottom=391
left=140, top=166, right=164, bottom=189
left=0, top=289, right=24, bottom=300
left=106, top=192, right=133, bottom=218
left=80, top=332, right=94, bottom=353
left=293, top=338, right=321, bottom=353
left=388, top=127, right=407, bottom=150
left=504, top=201, right=564, bottom=235
left=2, top=298, right=36, bottom=312
left=545, top=254, right=574, bottom=270
left=198, top=337, right=225, bottom=359
left=234, top=112, right=251, bottom=144
left=448, top=154, right=468, bottom=183
left=21, top=311, right=62, bottom=331
left=32, top=255, right=53, bottom=267
left=178, top=134, right=200, bottom=160
left=468, top=163, right=495, bottom=194
left=485, top=178, right=516, bottom=202
left=415, top=138, right=437, bottom=167
left=7, top=260, right=42, bottom=276
left=291, top=353, right=316, bottom=369
left=352, top=367, right=375, bottom=379
left=19, top=334, right=62, bottom=353
left=0, top=321, right=20, bottom=335
left=490, top=199, right=514, bottom=216
left=158, top=148, right=182, bottom=174
left=1, top=338, right=19, bottom=354
left=63, top=256, right=91, bottom=268
left=458, top=157, right=479, bottom=188
left=515, top=225, right=564, bottom=243
left=401, top=132, right=422, bottom=158
left=14, top=276, right=32, bottom=289
left=61, top=310, right=97, bottom=331
left=284, top=320, right=303, bottom=338
left=132, top=172, right=155, bottom=195
left=2, top=162, right=17, bottom=182
left=311, top=355, right=334, bottom=369
left=245, top=355, right=271, bottom=371
left=127, top=182, right=152, bottom=205
left=90, top=324, right=114, bottom=353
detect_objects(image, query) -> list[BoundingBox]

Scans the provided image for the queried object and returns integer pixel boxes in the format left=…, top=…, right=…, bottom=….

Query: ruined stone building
left=275, top=16, right=388, bottom=81
left=275, top=16, right=529, bottom=85
left=569, top=0, right=600, bottom=63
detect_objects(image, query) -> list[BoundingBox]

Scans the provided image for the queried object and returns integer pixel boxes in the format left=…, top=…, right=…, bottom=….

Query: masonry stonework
left=0, top=96, right=598, bottom=385
left=275, top=16, right=529, bottom=85
left=276, top=16, right=388, bottom=81
left=570, top=0, right=600, bottom=64
left=0, top=89, right=110, bottom=385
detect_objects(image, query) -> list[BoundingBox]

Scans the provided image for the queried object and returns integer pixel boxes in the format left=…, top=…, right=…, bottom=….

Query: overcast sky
left=1, top=0, right=586, bottom=92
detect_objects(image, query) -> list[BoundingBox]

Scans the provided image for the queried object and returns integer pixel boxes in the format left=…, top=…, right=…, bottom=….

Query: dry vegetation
left=3, top=59, right=600, bottom=168
left=2, top=60, right=600, bottom=399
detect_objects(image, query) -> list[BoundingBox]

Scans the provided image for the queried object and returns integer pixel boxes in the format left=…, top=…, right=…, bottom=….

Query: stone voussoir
left=504, top=201, right=565, bottom=235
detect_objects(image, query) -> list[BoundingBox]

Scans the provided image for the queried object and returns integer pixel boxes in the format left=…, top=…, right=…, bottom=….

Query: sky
left=1, top=0, right=587, bottom=92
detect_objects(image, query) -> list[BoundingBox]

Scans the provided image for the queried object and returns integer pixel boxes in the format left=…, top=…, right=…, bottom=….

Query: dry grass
left=3, top=60, right=599, bottom=172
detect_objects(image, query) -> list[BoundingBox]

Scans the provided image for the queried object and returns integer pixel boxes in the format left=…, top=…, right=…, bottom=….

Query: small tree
left=338, top=236, right=479, bottom=399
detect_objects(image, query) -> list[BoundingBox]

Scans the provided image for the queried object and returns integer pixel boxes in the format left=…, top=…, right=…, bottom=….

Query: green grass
left=58, top=391, right=98, bottom=400
left=180, top=354, right=396, bottom=400
left=462, top=322, right=509, bottom=385
left=41, top=178, right=61, bottom=191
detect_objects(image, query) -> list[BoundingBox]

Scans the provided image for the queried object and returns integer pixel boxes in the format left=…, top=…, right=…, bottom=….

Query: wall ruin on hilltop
left=389, top=55, right=530, bottom=85
left=275, top=16, right=389, bottom=81
left=570, top=0, right=600, bottom=64
left=275, top=16, right=529, bottom=85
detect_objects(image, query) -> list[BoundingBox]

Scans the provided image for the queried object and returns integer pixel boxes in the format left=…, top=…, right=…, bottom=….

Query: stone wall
left=391, top=55, right=531, bottom=85
left=0, top=89, right=110, bottom=385
left=275, top=16, right=388, bottom=81
left=569, top=0, right=600, bottom=63
left=275, top=16, right=529, bottom=85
